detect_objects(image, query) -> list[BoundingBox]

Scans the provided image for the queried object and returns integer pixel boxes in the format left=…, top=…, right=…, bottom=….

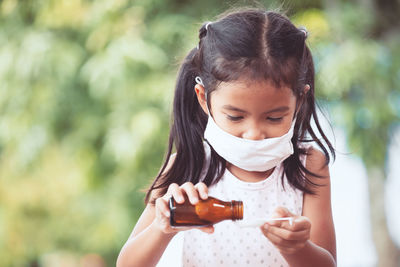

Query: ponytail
left=302, top=44, right=335, bottom=166
left=284, top=37, right=335, bottom=194
left=145, top=48, right=225, bottom=204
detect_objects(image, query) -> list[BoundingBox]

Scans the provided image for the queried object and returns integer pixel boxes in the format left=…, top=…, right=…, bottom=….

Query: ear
left=303, top=84, right=310, bottom=95
left=194, top=84, right=209, bottom=115
left=296, top=84, right=311, bottom=113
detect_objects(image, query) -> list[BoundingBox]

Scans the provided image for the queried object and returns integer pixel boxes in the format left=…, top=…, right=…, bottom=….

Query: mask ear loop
left=195, top=76, right=204, bottom=86
left=195, top=76, right=212, bottom=116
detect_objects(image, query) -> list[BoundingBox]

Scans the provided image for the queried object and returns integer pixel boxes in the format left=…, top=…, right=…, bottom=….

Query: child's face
left=198, top=79, right=297, bottom=139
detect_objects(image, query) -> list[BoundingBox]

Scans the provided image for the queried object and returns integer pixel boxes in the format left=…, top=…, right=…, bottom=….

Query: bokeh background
left=0, top=0, right=399, bottom=266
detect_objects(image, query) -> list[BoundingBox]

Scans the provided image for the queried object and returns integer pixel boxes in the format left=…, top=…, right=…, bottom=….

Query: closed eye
left=267, top=117, right=283, bottom=122
left=227, top=115, right=243, bottom=121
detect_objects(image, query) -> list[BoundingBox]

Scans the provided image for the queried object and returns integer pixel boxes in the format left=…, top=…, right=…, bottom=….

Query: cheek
left=212, top=112, right=242, bottom=136
left=268, top=114, right=293, bottom=138
left=264, top=114, right=296, bottom=138
left=266, top=123, right=292, bottom=138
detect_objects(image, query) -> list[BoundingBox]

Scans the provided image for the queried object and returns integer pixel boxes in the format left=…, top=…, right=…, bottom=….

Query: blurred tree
left=0, top=0, right=398, bottom=266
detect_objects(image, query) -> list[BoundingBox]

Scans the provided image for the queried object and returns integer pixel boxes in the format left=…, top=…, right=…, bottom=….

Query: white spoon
left=236, top=217, right=294, bottom=228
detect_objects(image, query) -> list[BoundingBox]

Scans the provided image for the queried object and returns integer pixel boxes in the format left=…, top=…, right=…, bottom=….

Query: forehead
left=211, top=79, right=296, bottom=110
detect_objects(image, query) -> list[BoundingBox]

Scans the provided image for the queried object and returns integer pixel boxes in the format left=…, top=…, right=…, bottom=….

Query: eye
left=267, top=117, right=283, bottom=122
left=227, top=115, right=243, bottom=121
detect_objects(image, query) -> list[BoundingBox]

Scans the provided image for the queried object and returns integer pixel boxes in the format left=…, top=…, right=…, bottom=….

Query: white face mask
left=204, top=114, right=296, bottom=172
left=196, top=76, right=295, bottom=172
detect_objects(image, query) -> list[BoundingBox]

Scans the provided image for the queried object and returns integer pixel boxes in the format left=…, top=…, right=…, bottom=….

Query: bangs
left=211, top=56, right=300, bottom=90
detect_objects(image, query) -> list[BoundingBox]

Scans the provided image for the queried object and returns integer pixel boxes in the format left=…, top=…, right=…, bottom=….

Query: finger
left=283, top=216, right=311, bottom=231
left=262, top=228, right=298, bottom=248
left=271, top=206, right=287, bottom=218
left=166, top=183, right=185, bottom=204
left=199, top=225, right=214, bottom=234
left=180, top=182, right=199, bottom=204
left=273, top=206, right=295, bottom=217
left=156, top=197, right=171, bottom=218
left=262, top=228, right=308, bottom=252
left=170, top=226, right=192, bottom=232
left=274, top=244, right=301, bottom=255
left=268, top=207, right=296, bottom=227
left=263, top=224, right=310, bottom=241
left=195, top=182, right=208, bottom=200
left=274, top=239, right=308, bottom=254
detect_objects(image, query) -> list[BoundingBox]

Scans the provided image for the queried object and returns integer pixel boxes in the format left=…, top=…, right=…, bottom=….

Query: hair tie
left=197, top=22, right=212, bottom=50
left=299, top=27, right=308, bottom=38
left=205, top=22, right=212, bottom=31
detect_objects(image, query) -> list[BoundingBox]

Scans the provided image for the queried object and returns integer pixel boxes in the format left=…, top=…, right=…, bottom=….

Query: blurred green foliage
left=0, top=0, right=398, bottom=266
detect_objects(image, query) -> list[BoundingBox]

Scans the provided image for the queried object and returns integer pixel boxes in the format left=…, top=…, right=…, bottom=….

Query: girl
left=117, top=8, right=336, bottom=267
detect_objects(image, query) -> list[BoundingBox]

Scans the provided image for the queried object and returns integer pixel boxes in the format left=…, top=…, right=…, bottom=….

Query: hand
left=260, top=206, right=311, bottom=255
left=154, top=182, right=214, bottom=235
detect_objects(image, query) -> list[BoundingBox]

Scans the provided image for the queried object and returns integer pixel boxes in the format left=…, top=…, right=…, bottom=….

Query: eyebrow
left=222, top=105, right=290, bottom=114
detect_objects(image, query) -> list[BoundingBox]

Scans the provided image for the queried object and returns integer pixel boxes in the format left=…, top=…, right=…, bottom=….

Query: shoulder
left=305, top=146, right=330, bottom=187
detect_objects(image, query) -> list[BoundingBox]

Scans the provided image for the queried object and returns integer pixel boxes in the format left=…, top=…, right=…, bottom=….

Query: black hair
left=145, top=8, right=335, bottom=204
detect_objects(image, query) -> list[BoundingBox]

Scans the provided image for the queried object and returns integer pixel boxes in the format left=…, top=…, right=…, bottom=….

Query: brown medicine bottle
left=169, top=196, right=243, bottom=227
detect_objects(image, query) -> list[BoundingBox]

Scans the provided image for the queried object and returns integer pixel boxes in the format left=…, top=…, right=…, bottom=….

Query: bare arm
left=284, top=147, right=336, bottom=266
left=116, top=182, right=213, bottom=267
left=116, top=204, right=176, bottom=267
left=261, top=147, right=336, bottom=266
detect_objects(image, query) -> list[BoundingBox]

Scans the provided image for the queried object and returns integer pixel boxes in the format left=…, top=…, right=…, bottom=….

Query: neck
left=226, top=163, right=275, bottom=183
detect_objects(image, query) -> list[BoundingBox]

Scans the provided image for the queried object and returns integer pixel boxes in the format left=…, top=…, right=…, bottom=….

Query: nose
left=242, top=124, right=266, bottom=140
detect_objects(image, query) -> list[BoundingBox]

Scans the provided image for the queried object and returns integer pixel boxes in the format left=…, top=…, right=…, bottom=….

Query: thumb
left=268, top=206, right=294, bottom=227
left=272, top=206, right=293, bottom=217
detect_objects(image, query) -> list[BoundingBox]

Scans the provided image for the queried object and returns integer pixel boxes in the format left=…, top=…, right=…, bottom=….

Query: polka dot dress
left=181, top=143, right=306, bottom=267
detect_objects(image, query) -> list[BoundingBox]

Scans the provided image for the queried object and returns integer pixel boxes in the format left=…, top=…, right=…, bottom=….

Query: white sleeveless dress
left=157, top=143, right=307, bottom=267
left=180, top=143, right=306, bottom=267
